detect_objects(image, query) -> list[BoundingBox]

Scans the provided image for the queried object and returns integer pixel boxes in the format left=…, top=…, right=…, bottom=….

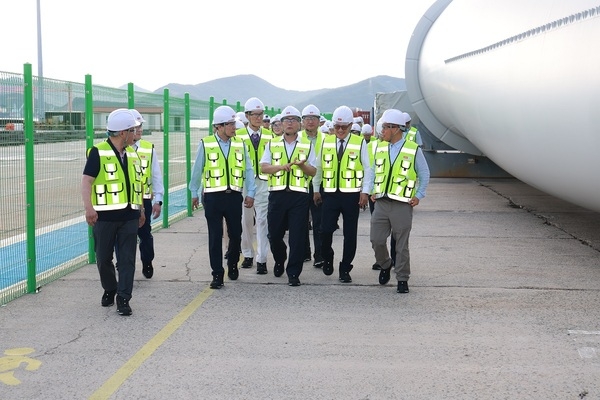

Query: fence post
left=84, top=74, right=96, bottom=263
left=184, top=93, right=193, bottom=216
left=24, top=63, right=37, bottom=293
left=162, top=88, right=170, bottom=225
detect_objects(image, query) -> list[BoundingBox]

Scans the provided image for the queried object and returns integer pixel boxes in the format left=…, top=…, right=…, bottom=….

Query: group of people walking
left=189, top=98, right=430, bottom=293
left=81, top=98, right=430, bottom=316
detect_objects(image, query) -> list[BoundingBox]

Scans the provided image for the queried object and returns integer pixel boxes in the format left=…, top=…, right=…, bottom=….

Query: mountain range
left=128, top=75, right=406, bottom=114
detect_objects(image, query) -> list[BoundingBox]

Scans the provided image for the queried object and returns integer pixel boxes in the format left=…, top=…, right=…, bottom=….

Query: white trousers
left=241, top=178, right=269, bottom=263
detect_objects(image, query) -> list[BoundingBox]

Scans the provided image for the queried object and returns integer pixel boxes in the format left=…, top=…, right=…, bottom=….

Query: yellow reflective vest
left=201, top=136, right=246, bottom=193
left=236, top=126, right=273, bottom=181
left=320, top=134, right=364, bottom=193
left=372, top=132, right=418, bottom=202
left=267, top=136, right=312, bottom=193
left=136, top=139, right=154, bottom=199
left=90, top=141, right=144, bottom=211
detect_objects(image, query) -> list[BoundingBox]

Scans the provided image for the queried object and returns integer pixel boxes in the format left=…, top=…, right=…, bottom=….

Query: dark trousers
left=94, top=219, right=138, bottom=300
left=304, top=185, right=323, bottom=259
left=138, top=198, right=154, bottom=266
left=203, top=191, right=243, bottom=277
left=320, top=191, right=360, bottom=273
left=268, top=191, right=309, bottom=278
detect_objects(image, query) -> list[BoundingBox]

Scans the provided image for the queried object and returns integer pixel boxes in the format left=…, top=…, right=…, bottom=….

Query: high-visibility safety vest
left=320, top=134, right=364, bottom=193
left=372, top=132, right=419, bottom=203
left=136, top=139, right=154, bottom=199
left=267, top=136, right=312, bottom=193
left=90, top=141, right=144, bottom=211
left=201, top=136, right=246, bottom=193
left=301, top=129, right=324, bottom=158
left=236, top=127, right=273, bottom=181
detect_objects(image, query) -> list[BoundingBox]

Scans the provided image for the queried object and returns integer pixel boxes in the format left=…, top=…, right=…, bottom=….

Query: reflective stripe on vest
left=320, top=134, right=364, bottom=193
left=267, top=137, right=312, bottom=193
left=202, top=136, right=246, bottom=193
left=372, top=137, right=418, bottom=203
left=91, top=142, right=144, bottom=211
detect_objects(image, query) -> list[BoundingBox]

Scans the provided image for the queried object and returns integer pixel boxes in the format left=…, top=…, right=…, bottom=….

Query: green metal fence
left=0, top=63, right=278, bottom=305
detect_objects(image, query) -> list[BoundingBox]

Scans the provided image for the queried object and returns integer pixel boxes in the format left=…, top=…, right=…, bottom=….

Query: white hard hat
left=375, top=118, right=383, bottom=135
left=353, top=116, right=364, bottom=124
left=244, top=97, right=265, bottom=112
left=381, top=109, right=407, bottom=126
left=332, top=105, right=354, bottom=125
left=107, top=108, right=140, bottom=132
left=361, top=124, right=373, bottom=135
left=302, top=104, right=320, bottom=117
left=235, top=119, right=245, bottom=129
left=402, top=112, right=412, bottom=122
left=130, top=109, right=145, bottom=124
left=263, top=114, right=271, bottom=122
left=281, top=105, right=301, bottom=119
left=236, top=111, right=248, bottom=124
left=320, top=125, right=330, bottom=133
left=271, top=114, right=281, bottom=123
left=351, top=123, right=361, bottom=132
left=213, top=105, right=236, bottom=125
left=320, top=115, right=326, bottom=123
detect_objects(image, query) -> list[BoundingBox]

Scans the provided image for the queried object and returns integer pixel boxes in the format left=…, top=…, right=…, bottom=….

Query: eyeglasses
left=282, top=117, right=300, bottom=123
left=223, top=121, right=236, bottom=126
left=271, top=122, right=282, bottom=128
left=333, top=124, right=351, bottom=131
left=248, top=112, right=264, bottom=118
left=382, top=124, right=400, bottom=130
left=302, top=116, right=319, bottom=121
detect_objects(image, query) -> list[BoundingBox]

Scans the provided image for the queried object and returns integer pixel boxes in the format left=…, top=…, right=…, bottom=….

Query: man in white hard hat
left=130, top=109, right=164, bottom=279
left=262, top=114, right=271, bottom=131
left=369, top=109, right=430, bottom=294
left=82, top=108, right=145, bottom=316
left=350, top=123, right=362, bottom=135
left=260, top=105, right=317, bottom=287
left=402, top=112, right=423, bottom=146
left=189, top=106, right=256, bottom=289
left=300, top=104, right=325, bottom=268
left=270, top=114, right=283, bottom=136
left=313, top=105, right=373, bottom=283
left=361, top=124, right=373, bottom=143
left=236, top=97, right=273, bottom=275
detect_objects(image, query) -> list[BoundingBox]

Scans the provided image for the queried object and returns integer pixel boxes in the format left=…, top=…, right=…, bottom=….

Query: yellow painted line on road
left=89, top=287, right=214, bottom=400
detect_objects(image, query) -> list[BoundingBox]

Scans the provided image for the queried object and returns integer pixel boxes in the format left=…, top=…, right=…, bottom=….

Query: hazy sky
left=3, top=0, right=437, bottom=91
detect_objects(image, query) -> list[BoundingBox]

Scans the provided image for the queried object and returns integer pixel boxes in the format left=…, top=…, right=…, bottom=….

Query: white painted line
left=568, top=330, right=600, bottom=335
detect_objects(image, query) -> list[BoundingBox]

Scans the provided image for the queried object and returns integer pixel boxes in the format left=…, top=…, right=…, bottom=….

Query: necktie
left=338, top=139, right=344, bottom=160
left=251, top=132, right=259, bottom=149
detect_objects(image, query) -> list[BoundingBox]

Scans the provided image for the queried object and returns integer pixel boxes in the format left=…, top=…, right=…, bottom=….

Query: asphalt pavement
left=1, top=178, right=600, bottom=400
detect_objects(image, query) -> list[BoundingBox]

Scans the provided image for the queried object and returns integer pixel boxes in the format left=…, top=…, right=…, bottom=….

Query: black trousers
left=304, top=185, right=323, bottom=259
left=137, top=198, right=155, bottom=266
left=320, top=191, right=361, bottom=273
left=94, top=219, right=138, bottom=300
left=268, top=190, right=309, bottom=278
left=203, top=191, right=243, bottom=277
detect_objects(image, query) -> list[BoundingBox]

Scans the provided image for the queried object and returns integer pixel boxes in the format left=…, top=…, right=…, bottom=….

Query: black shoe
left=256, top=262, right=268, bottom=275
left=397, top=281, right=409, bottom=293
left=288, top=276, right=301, bottom=286
left=339, top=271, right=352, bottom=283
left=227, top=265, right=239, bottom=280
left=379, top=267, right=391, bottom=285
left=313, top=254, right=324, bottom=268
left=273, top=262, right=284, bottom=277
left=241, top=257, right=253, bottom=269
left=210, top=274, right=224, bottom=289
left=101, top=290, right=116, bottom=307
left=116, top=295, right=132, bottom=316
left=323, top=261, right=334, bottom=276
left=372, top=263, right=381, bottom=270
left=303, top=255, right=311, bottom=262
left=142, top=263, right=154, bottom=279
